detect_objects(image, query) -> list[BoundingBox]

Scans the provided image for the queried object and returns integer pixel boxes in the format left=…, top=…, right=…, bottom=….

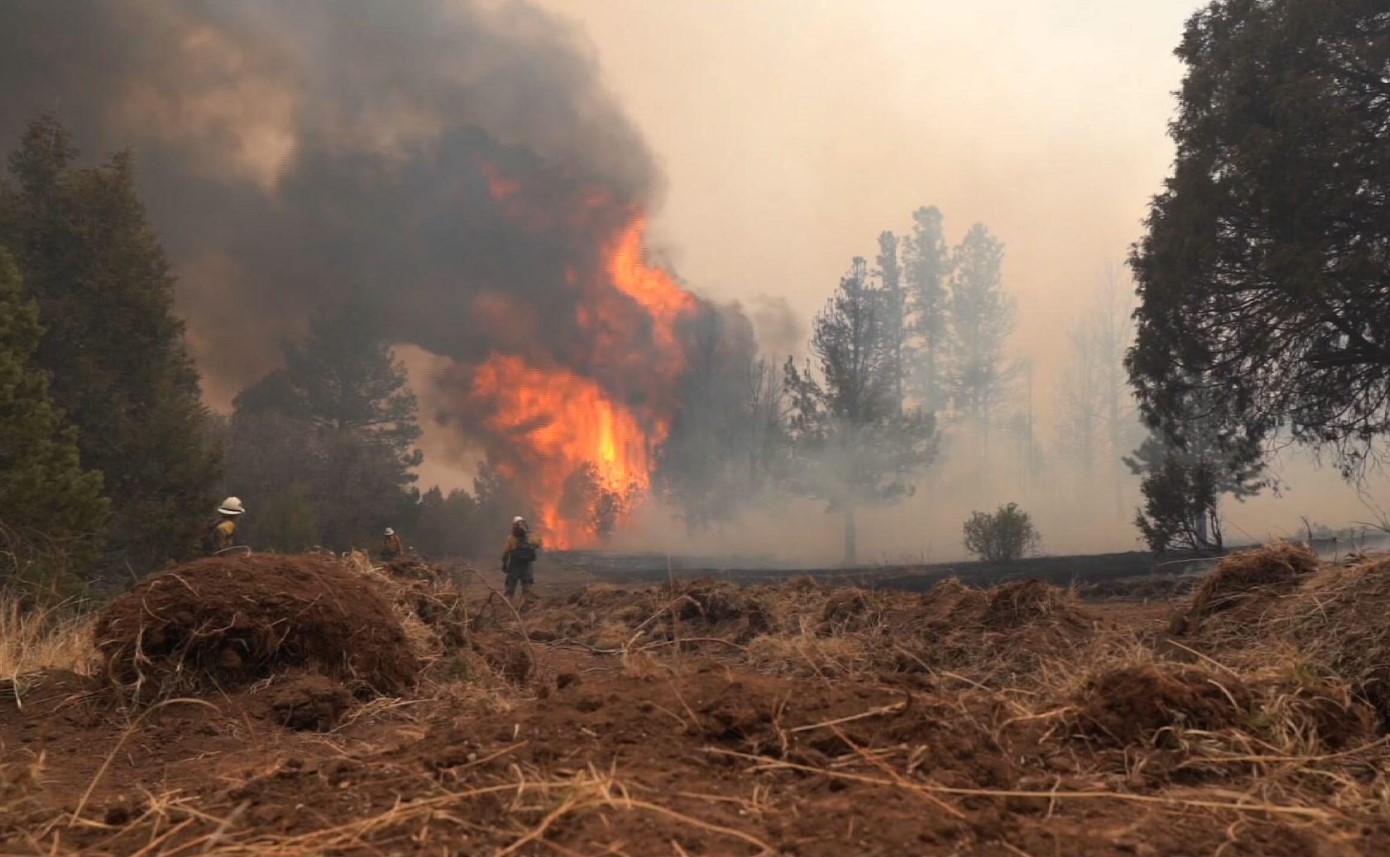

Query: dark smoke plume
left=0, top=0, right=674, bottom=404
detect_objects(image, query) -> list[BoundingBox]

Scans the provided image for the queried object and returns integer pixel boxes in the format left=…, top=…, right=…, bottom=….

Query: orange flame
left=605, top=216, right=698, bottom=355
left=469, top=164, right=700, bottom=547
left=471, top=353, right=668, bottom=547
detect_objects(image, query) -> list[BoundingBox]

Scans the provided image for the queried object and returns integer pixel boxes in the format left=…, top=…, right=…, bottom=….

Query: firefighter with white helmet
left=381, top=526, right=404, bottom=561
left=204, top=496, right=245, bottom=554
left=502, top=516, right=538, bottom=600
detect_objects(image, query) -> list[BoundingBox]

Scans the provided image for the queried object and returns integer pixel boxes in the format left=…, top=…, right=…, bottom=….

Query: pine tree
left=0, top=250, right=108, bottom=591
left=903, top=206, right=952, bottom=414
left=875, top=231, right=905, bottom=414
left=784, top=258, right=936, bottom=563
left=947, top=224, right=1014, bottom=447
left=229, top=304, right=423, bottom=550
left=0, top=115, right=219, bottom=574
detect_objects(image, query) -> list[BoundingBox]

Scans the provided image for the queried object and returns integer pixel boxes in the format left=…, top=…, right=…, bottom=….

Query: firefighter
left=205, top=496, right=245, bottom=554
left=501, top=516, right=538, bottom=600
left=382, top=527, right=404, bottom=561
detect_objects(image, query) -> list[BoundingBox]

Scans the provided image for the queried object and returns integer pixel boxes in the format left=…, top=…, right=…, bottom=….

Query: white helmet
left=512, top=516, right=525, bottom=525
left=217, top=496, right=246, bottom=516
left=384, top=527, right=395, bottom=536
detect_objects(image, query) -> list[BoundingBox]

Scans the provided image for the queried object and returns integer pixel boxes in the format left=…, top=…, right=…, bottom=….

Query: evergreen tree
left=1129, top=0, right=1390, bottom=474
left=658, top=307, right=785, bottom=532
left=784, top=258, right=936, bottom=563
left=947, top=224, right=1015, bottom=448
left=0, top=250, right=108, bottom=590
left=229, top=305, right=423, bottom=550
left=0, top=114, right=218, bottom=573
left=903, top=206, right=952, bottom=414
left=1124, top=389, right=1267, bottom=554
left=875, top=231, right=905, bottom=414
left=414, top=486, right=481, bottom=558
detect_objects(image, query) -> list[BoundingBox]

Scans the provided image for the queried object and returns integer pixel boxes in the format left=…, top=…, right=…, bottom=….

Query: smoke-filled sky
left=536, top=0, right=1196, bottom=371
left=2, top=0, right=1386, bottom=555
left=529, top=0, right=1390, bottom=553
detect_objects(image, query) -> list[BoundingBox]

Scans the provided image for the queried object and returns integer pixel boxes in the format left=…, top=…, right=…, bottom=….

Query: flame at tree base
left=470, top=353, right=666, bottom=549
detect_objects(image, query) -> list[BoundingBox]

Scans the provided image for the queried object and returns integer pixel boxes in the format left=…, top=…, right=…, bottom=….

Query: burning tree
left=784, top=258, right=936, bottom=564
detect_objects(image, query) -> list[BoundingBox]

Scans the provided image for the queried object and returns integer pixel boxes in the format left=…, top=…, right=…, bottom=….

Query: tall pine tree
left=947, top=224, right=1014, bottom=447
left=0, top=250, right=108, bottom=591
left=229, top=304, right=423, bottom=550
left=903, top=206, right=952, bottom=414
left=0, top=115, right=218, bottom=574
left=784, top=258, right=936, bottom=563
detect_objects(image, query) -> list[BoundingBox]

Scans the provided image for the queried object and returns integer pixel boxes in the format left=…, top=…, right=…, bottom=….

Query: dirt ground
left=3, top=548, right=1390, bottom=856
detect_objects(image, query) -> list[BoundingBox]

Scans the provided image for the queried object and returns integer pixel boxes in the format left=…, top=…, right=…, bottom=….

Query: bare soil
left=3, top=548, right=1390, bottom=856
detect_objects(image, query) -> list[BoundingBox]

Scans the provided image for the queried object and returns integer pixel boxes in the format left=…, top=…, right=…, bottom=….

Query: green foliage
left=227, top=304, right=422, bottom=551
left=1128, top=0, right=1390, bottom=475
left=784, top=258, right=936, bottom=563
left=0, top=250, right=108, bottom=592
left=0, top=114, right=219, bottom=574
left=962, top=502, right=1041, bottom=563
left=1124, top=391, right=1267, bottom=554
left=254, top=484, right=319, bottom=554
left=658, top=308, right=786, bottom=532
left=414, top=486, right=481, bottom=557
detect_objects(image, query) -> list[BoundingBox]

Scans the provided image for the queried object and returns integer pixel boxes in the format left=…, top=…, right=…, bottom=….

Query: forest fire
left=471, top=165, right=700, bottom=547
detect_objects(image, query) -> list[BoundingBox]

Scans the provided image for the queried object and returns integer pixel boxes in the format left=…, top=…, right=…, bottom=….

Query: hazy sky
left=508, top=0, right=1390, bottom=553
left=535, top=0, right=1200, bottom=371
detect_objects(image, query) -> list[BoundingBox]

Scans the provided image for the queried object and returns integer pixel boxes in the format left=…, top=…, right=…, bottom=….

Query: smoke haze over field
left=2, top=0, right=1387, bottom=559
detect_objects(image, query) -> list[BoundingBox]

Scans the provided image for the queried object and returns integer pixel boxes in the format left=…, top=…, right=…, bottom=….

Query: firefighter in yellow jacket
left=502, top=516, right=538, bottom=600
left=381, top=527, right=403, bottom=561
left=205, top=497, right=245, bottom=554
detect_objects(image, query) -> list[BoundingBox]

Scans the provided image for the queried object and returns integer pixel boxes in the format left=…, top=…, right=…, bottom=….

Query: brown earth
left=93, top=554, right=419, bottom=700
left=4, top=550, right=1390, bottom=855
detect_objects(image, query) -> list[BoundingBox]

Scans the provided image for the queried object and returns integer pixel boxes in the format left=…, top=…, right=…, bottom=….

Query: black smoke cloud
left=0, top=0, right=677, bottom=406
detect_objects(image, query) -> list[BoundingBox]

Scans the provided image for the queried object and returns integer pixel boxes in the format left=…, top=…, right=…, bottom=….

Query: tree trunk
left=843, top=505, right=857, bottom=566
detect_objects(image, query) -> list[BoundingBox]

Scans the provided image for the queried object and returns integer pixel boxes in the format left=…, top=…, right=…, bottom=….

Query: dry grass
left=12, top=554, right=1390, bottom=854
left=0, top=594, right=95, bottom=680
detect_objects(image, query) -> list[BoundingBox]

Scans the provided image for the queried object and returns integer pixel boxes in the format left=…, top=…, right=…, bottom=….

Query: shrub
left=962, top=502, right=1041, bottom=562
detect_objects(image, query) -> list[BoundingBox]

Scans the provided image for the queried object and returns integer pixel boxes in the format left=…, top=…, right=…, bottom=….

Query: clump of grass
left=0, top=593, right=96, bottom=679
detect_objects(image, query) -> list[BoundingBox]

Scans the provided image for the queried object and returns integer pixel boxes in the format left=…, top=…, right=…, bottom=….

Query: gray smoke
left=0, top=0, right=681, bottom=409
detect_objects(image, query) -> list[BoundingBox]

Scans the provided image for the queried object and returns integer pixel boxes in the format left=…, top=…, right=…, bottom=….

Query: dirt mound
left=94, top=554, right=419, bottom=700
left=1187, top=542, right=1317, bottom=620
left=1251, top=678, right=1377, bottom=750
left=267, top=673, right=353, bottom=731
left=820, top=587, right=872, bottom=625
left=917, top=577, right=991, bottom=626
left=1270, top=555, right=1390, bottom=724
left=469, top=633, right=534, bottom=683
left=981, top=579, right=1085, bottom=631
left=1076, top=664, right=1248, bottom=745
left=677, top=579, right=748, bottom=623
left=382, top=558, right=445, bottom=581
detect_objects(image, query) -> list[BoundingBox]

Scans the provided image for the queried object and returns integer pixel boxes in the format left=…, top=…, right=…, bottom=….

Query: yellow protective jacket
left=502, top=533, right=534, bottom=569
left=211, top=519, right=236, bottom=553
left=383, top=533, right=403, bottom=555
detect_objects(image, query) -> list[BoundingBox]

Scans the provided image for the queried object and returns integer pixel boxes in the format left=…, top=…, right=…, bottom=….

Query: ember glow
left=470, top=165, right=700, bottom=547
